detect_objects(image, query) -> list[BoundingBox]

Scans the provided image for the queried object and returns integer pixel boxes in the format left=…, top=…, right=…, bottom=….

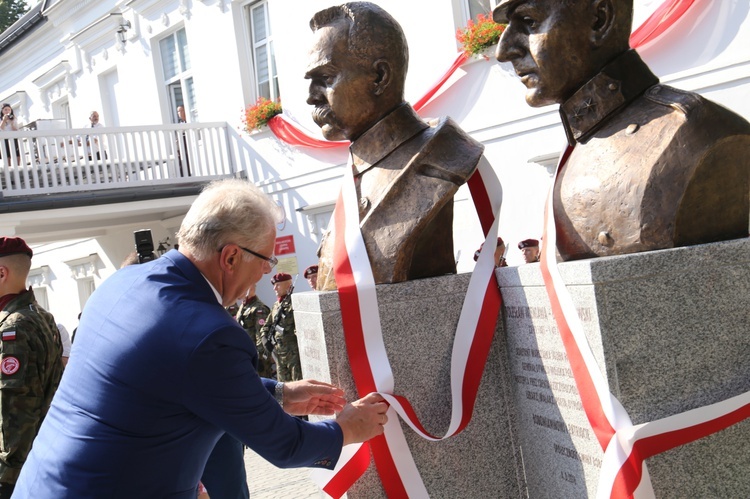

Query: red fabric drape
left=630, top=0, right=697, bottom=48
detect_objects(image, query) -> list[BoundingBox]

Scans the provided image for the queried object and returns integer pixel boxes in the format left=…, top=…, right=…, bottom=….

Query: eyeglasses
left=237, top=245, right=278, bottom=268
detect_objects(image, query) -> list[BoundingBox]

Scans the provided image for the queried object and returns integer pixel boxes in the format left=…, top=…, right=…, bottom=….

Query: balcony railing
left=0, top=122, right=240, bottom=197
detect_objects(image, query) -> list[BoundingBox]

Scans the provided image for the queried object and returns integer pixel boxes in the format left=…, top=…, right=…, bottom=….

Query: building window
left=453, top=0, right=498, bottom=34
left=27, top=266, right=52, bottom=310
left=52, top=98, right=71, bottom=128
left=298, top=201, right=335, bottom=244
left=467, top=0, right=495, bottom=20
left=77, top=278, right=96, bottom=310
left=160, top=28, right=197, bottom=122
left=65, top=254, right=100, bottom=311
left=34, top=287, right=50, bottom=311
left=246, top=0, right=279, bottom=101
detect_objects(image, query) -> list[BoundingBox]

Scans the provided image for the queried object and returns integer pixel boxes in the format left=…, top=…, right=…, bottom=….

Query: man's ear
left=219, top=246, right=240, bottom=273
left=372, top=59, right=392, bottom=96
left=590, top=0, right=616, bottom=47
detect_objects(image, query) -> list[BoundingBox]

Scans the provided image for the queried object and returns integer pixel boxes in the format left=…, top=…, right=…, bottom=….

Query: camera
left=134, top=229, right=156, bottom=264
left=8, top=115, right=13, bottom=120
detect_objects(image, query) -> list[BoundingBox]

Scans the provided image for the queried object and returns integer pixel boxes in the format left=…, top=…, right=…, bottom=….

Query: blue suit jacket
left=15, top=250, right=342, bottom=498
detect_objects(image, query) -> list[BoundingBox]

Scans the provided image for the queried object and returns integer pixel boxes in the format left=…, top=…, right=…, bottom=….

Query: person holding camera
left=0, top=103, right=20, bottom=165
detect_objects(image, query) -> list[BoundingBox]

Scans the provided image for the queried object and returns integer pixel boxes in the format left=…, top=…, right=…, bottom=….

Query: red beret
left=0, top=236, right=33, bottom=258
left=303, top=265, right=318, bottom=278
left=271, top=272, right=292, bottom=284
left=473, top=237, right=505, bottom=262
left=518, top=239, right=539, bottom=249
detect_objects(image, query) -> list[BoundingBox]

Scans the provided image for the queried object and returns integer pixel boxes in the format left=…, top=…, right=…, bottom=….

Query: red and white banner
left=540, top=147, right=750, bottom=498
left=310, top=156, right=503, bottom=497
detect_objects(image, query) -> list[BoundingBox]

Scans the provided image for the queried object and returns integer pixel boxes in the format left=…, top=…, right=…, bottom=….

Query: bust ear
left=590, top=0, right=616, bottom=47
left=372, top=59, right=392, bottom=96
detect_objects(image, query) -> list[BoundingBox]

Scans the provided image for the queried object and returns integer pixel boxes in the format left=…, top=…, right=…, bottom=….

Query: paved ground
left=244, top=447, right=326, bottom=498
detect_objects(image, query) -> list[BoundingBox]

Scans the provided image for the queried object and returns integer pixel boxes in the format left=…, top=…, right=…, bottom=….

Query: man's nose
left=306, top=82, right=324, bottom=105
left=496, top=27, right=523, bottom=62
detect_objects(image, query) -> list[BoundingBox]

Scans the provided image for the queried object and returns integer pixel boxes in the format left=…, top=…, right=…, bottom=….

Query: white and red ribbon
left=311, top=156, right=503, bottom=497
left=541, top=147, right=750, bottom=498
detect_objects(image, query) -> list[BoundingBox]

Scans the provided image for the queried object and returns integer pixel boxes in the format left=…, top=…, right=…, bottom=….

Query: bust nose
left=496, top=27, right=523, bottom=63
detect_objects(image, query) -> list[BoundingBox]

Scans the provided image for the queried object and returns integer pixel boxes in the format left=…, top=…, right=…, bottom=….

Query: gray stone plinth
left=293, top=273, right=523, bottom=498
left=293, top=238, right=750, bottom=498
left=498, top=238, right=750, bottom=498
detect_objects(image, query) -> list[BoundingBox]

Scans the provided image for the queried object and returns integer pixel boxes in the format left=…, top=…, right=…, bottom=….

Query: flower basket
left=456, top=13, right=506, bottom=58
left=242, top=97, right=282, bottom=133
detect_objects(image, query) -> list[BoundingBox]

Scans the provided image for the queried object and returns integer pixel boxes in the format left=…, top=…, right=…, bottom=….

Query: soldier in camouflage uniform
left=259, top=273, right=301, bottom=382
left=235, top=283, right=274, bottom=378
left=0, top=237, right=63, bottom=499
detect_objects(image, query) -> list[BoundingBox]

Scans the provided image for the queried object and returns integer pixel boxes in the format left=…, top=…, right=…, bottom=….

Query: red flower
left=456, top=13, right=505, bottom=57
left=242, top=97, right=282, bottom=132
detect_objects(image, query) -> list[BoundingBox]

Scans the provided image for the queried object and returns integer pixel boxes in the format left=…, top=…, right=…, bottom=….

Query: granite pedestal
left=499, top=238, right=750, bottom=498
left=294, top=238, right=750, bottom=497
left=293, top=273, right=523, bottom=498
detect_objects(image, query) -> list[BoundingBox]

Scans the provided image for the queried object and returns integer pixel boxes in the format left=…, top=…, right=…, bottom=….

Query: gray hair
left=176, top=179, right=282, bottom=261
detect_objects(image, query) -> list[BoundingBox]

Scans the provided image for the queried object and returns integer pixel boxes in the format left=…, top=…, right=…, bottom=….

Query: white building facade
left=1, top=0, right=749, bottom=331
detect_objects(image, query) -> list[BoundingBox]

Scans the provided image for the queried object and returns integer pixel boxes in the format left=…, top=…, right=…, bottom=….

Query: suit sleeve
left=183, top=325, right=343, bottom=470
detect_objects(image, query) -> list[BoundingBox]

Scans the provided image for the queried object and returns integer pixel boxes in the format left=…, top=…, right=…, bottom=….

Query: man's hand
left=336, top=393, right=389, bottom=446
left=282, top=379, right=346, bottom=416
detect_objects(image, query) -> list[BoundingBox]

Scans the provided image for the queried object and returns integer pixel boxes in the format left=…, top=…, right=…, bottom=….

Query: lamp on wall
left=116, top=20, right=131, bottom=44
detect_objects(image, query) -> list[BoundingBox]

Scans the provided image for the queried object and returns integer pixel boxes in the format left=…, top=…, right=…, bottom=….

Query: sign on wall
left=275, top=235, right=295, bottom=256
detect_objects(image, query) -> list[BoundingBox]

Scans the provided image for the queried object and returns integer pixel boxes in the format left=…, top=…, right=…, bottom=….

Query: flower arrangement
left=455, top=13, right=506, bottom=58
left=242, top=97, right=282, bottom=132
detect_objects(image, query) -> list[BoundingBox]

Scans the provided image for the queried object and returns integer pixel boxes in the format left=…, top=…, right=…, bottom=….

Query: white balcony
left=0, top=122, right=243, bottom=197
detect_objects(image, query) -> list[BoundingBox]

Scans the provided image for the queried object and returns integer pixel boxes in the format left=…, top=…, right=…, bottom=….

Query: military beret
left=271, top=272, right=292, bottom=284
left=473, top=237, right=505, bottom=261
left=518, top=238, right=539, bottom=250
left=0, top=236, right=33, bottom=258
left=303, top=265, right=318, bottom=278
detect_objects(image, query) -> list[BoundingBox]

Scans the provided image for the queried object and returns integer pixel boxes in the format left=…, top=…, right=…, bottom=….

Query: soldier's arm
left=0, top=317, right=43, bottom=481
left=253, top=305, right=271, bottom=334
left=258, top=308, right=273, bottom=338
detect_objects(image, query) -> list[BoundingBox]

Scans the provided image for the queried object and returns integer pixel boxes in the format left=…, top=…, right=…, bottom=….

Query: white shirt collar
left=200, top=273, right=223, bottom=304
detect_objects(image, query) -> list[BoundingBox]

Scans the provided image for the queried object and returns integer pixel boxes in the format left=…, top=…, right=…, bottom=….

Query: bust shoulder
left=417, top=116, right=485, bottom=184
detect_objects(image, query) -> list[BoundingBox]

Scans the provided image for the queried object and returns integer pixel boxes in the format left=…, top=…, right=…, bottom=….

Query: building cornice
left=43, top=0, right=100, bottom=27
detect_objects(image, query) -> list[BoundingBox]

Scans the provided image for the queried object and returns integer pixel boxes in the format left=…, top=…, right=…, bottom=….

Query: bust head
left=305, top=2, right=408, bottom=141
left=494, top=0, right=633, bottom=107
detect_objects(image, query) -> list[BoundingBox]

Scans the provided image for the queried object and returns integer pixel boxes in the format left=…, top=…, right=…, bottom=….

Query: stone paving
left=244, top=447, right=326, bottom=498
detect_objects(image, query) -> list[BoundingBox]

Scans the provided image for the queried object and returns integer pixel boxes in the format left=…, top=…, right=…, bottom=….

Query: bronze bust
left=495, top=0, right=750, bottom=261
left=307, top=2, right=484, bottom=290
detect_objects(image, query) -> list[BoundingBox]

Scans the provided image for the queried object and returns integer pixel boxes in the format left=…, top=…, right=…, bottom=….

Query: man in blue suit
left=14, top=179, right=388, bottom=498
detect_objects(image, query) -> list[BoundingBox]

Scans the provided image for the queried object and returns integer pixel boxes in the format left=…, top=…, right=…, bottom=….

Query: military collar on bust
left=559, top=50, right=660, bottom=146
left=350, top=103, right=429, bottom=176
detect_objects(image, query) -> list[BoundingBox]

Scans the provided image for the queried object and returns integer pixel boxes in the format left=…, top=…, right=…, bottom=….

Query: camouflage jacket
left=236, top=296, right=271, bottom=346
left=258, top=296, right=296, bottom=347
left=0, top=289, right=63, bottom=484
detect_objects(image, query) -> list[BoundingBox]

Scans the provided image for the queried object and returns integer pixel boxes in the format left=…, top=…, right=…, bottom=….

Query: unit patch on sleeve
left=1, top=356, right=20, bottom=375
